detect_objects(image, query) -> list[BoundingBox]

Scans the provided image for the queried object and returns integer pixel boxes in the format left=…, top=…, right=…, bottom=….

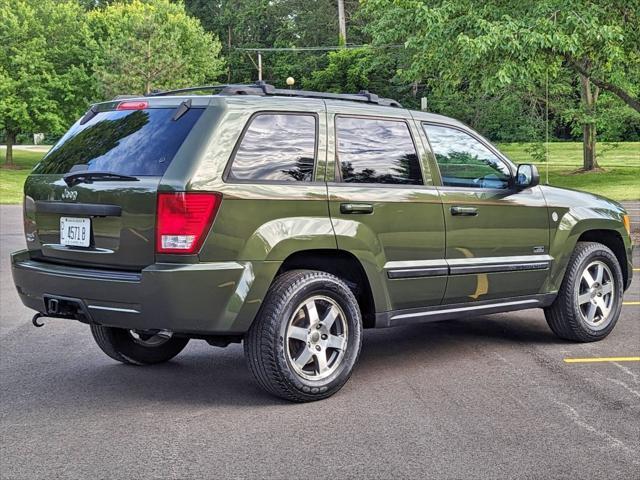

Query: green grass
left=0, top=142, right=638, bottom=204
left=0, top=150, right=46, bottom=204
left=497, top=141, right=640, bottom=168
left=497, top=142, right=640, bottom=201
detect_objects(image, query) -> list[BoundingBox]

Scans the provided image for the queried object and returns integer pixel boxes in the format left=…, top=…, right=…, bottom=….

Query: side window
left=423, top=124, right=511, bottom=189
left=229, top=113, right=316, bottom=182
left=336, top=116, right=423, bottom=185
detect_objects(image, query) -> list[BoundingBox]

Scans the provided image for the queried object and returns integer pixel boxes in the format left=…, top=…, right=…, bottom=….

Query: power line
left=235, top=44, right=404, bottom=52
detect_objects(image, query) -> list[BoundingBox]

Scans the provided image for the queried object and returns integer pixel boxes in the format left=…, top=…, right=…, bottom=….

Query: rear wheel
left=244, top=270, right=362, bottom=402
left=90, top=325, right=189, bottom=365
left=544, top=241, right=623, bottom=342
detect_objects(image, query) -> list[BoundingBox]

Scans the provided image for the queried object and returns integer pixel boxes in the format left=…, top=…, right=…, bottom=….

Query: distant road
left=0, top=145, right=51, bottom=153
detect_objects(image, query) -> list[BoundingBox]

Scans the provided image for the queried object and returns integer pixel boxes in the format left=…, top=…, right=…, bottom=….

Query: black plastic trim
left=387, top=267, right=449, bottom=279
left=375, top=293, right=557, bottom=328
left=387, top=258, right=551, bottom=279
left=35, top=201, right=122, bottom=217
left=449, top=261, right=550, bottom=275
left=13, top=259, right=141, bottom=282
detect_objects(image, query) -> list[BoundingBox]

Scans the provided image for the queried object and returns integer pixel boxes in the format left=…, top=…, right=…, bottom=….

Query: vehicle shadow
left=357, top=313, right=562, bottom=374
left=4, top=313, right=564, bottom=410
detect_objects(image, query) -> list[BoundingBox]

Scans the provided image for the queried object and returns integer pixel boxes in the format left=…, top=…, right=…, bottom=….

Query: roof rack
left=146, top=82, right=402, bottom=108
left=145, top=84, right=245, bottom=97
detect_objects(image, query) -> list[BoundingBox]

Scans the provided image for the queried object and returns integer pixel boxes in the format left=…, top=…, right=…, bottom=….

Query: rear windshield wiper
left=63, top=170, right=140, bottom=187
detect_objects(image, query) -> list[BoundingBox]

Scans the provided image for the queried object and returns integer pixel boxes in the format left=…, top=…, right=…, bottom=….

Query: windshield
left=32, top=107, right=204, bottom=176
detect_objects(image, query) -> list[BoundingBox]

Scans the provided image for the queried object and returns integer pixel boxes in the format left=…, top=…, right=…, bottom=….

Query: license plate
left=60, top=217, right=91, bottom=247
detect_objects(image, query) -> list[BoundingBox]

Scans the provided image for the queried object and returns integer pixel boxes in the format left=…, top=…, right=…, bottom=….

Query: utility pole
left=258, top=52, right=263, bottom=81
left=337, top=0, right=346, bottom=45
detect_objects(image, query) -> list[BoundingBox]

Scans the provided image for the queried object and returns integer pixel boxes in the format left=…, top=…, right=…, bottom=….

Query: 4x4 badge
left=61, top=189, right=77, bottom=201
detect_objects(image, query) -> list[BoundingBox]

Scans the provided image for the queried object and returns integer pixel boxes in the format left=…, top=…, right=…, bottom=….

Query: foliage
left=2, top=0, right=639, bottom=157
left=184, top=0, right=369, bottom=85
left=0, top=0, right=95, bottom=165
left=89, top=0, right=225, bottom=97
left=305, top=48, right=396, bottom=95
left=364, top=0, right=639, bottom=109
left=362, top=0, right=640, bottom=169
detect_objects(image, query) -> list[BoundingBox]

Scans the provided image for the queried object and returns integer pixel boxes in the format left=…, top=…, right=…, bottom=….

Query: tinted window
left=33, top=108, right=203, bottom=176
left=336, top=117, right=422, bottom=185
left=423, top=124, right=511, bottom=189
left=229, top=114, right=316, bottom=182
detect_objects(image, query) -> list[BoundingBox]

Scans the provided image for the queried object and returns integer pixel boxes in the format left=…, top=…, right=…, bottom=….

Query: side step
left=375, top=293, right=556, bottom=328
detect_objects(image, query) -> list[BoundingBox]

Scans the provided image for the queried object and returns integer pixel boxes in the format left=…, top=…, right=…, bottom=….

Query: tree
left=184, top=0, right=370, bottom=86
left=0, top=0, right=95, bottom=166
left=338, top=0, right=347, bottom=45
left=89, top=0, right=225, bottom=97
left=364, top=0, right=640, bottom=170
left=304, top=47, right=405, bottom=99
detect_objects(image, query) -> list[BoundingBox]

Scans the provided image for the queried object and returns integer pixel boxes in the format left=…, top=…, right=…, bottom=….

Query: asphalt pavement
left=1, top=203, right=639, bottom=479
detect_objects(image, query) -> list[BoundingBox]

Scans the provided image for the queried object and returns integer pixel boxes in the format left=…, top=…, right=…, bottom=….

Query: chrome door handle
left=340, top=203, right=374, bottom=214
left=450, top=206, right=478, bottom=216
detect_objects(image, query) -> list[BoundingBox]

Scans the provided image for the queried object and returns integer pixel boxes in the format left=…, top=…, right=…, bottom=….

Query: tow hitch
left=30, top=295, right=92, bottom=328
left=32, top=313, right=45, bottom=327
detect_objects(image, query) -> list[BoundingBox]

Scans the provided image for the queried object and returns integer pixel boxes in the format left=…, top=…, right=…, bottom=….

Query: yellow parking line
left=623, top=301, right=640, bottom=305
left=564, top=357, right=640, bottom=363
left=633, top=268, right=640, bottom=272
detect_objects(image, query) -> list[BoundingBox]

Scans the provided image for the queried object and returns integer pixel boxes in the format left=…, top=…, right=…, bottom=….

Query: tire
left=244, top=270, right=363, bottom=402
left=90, top=325, right=189, bottom=365
left=544, top=241, right=624, bottom=342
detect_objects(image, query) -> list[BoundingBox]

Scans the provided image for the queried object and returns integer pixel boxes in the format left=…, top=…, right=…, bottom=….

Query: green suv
left=11, top=83, right=633, bottom=402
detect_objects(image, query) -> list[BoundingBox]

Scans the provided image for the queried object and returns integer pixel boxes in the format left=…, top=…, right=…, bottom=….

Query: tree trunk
left=227, top=25, right=232, bottom=83
left=4, top=130, right=16, bottom=167
left=579, top=74, right=598, bottom=171
left=582, top=122, right=597, bottom=171
left=145, top=39, right=152, bottom=95
left=337, top=0, right=346, bottom=45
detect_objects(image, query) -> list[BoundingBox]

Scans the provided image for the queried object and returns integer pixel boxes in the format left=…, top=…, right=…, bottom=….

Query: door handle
left=450, top=206, right=478, bottom=216
left=340, top=203, right=374, bottom=214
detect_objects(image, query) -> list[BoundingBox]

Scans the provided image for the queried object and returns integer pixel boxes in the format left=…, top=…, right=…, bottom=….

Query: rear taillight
left=156, top=192, right=222, bottom=254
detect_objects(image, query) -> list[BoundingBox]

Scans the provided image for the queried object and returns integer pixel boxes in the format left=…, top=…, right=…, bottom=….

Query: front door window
left=423, top=124, right=510, bottom=189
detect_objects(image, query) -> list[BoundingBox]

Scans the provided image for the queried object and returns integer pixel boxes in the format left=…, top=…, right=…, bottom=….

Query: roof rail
left=224, top=82, right=402, bottom=107
left=146, top=81, right=402, bottom=107
left=145, top=84, right=246, bottom=97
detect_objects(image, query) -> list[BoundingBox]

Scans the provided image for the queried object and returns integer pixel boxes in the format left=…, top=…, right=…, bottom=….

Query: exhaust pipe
left=156, top=329, right=173, bottom=339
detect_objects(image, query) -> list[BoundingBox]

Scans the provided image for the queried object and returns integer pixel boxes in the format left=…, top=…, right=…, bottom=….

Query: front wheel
left=244, top=270, right=363, bottom=402
left=545, top=241, right=624, bottom=342
left=90, top=325, right=189, bottom=365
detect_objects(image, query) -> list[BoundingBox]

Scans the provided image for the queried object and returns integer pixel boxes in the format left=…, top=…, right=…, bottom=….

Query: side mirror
left=515, top=164, right=540, bottom=190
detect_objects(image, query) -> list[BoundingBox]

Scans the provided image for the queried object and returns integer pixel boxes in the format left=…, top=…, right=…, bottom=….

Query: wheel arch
left=547, top=204, right=632, bottom=293
left=277, top=249, right=382, bottom=328
left=576, top=229, right=629, bottom=289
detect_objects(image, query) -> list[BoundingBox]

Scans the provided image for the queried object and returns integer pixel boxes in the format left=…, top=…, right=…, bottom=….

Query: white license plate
left=60, top=217, right=91, bottom=247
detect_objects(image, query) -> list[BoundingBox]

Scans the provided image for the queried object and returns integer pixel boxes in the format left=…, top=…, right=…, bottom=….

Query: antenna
left=545, top=68, right=550, bottom=185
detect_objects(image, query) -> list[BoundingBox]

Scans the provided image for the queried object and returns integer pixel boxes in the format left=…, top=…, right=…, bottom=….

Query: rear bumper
left=11, top=250, right=280, bottom=335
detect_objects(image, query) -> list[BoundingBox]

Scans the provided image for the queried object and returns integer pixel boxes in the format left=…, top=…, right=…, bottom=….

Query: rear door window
left=335, top=116, right=423, bottom=185
left=32, top=107, right=204, bottom=176
left=228, top=113, right=317, bottom=182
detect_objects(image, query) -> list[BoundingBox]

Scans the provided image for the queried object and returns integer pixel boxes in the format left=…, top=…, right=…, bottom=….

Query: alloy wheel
left=576, top=260, right=615, bottom=330
left=285, top=295, right=348, bottom=381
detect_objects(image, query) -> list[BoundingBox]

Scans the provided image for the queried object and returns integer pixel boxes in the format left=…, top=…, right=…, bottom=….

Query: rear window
left=228, top=113, right=317, bottom=182
left=32, top=107, right=204, bottom=176
left=336, top=116, right=423, bottom=185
